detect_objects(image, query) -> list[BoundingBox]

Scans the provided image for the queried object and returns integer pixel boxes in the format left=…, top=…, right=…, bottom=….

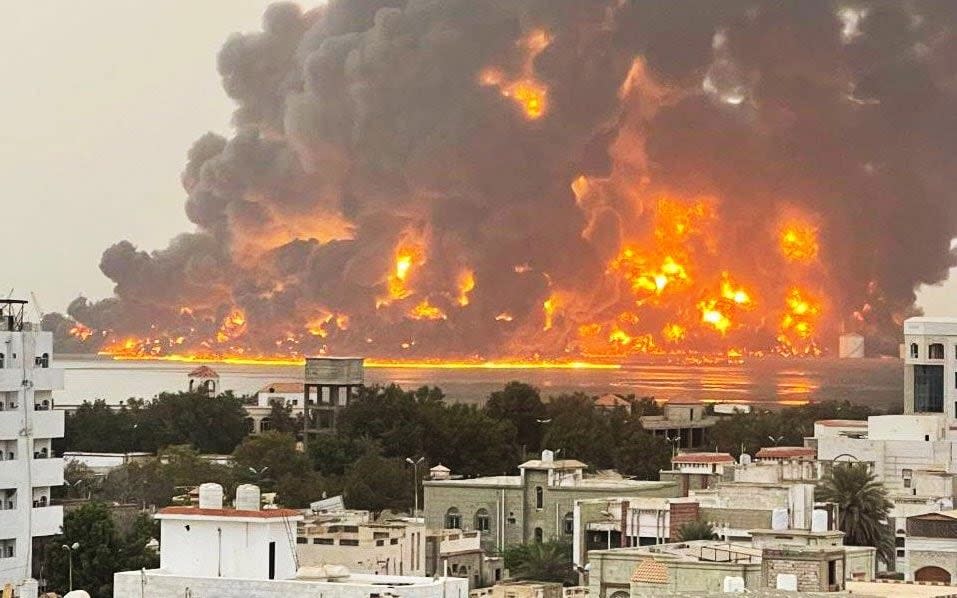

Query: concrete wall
left=114, top=571, right=470, bottom=598
left=905, top=537, right=957, bottom=581
left=160, top=518, right=297, bottom=581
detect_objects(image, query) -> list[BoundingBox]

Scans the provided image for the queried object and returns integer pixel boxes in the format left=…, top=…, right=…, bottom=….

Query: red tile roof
left=157, top=506, right=301, bottom=519
left=816, top=419, right=867, bottom=428
left=672, top=452, right=734, bottom=464
left=259, top=382, right=304, bottom=394
left=594, top=394, right=630, bottom=408
left=631, top=559, right=669, bottom=584
left=188, top=365, right=219, bottom=378
left=756, top=446, right=816, bottom=459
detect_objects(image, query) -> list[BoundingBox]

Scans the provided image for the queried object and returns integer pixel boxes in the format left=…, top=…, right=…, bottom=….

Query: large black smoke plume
left=51, top=0, right=957, bottom=359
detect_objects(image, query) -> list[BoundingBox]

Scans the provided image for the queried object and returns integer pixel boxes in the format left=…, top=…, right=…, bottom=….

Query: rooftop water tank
left=198, top=482, right=224, bottom=509
left=235, top=484, right=261, bottom=511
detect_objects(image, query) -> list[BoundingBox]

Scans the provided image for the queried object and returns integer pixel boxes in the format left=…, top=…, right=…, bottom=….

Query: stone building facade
left=422, top=451, right=678, bottom=553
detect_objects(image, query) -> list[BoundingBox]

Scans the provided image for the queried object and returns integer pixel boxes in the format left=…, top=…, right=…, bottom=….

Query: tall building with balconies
left=0, top=299, right=65, bottom=592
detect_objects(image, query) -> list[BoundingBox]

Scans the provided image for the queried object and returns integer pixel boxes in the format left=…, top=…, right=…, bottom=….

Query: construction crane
left=29, top=291, right=45, bottom=323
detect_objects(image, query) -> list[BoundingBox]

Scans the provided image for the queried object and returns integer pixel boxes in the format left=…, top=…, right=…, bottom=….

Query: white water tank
left=771, top=507, right=789, bottom=531
left=235, top=484, right=261, bottom=511
left=811, top=509, right=829, bottom=532
left=776, top=573, right=798, bottom=591
left=739, top=453, right=752, bottom=465
left=198, top=482, right=224, bottom=509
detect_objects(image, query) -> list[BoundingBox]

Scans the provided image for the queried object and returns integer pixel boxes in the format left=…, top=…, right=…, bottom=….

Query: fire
left=662, top=323, right=686, bottom=342
left=720, top=275, right=751, bottom=305
left=699, top=300, right=732, bottom=334
left=69, top=323, right=93, bottom=342
left=542, top=296, right=558, bottom=331
left=215, top=308, right=248, bottom=344
left=456, top=269, right=475, bottom=306
left=410, top=300, right=447, bottom=321
left=608, top=328, right=632, bottom=345
left=479, top=30, right=550, bottom=120
left=495, top=312, right=514, bottom=322
left=380, top=242, right=425, bottom=307
left=777, top=287, right=823, bottom=355
left=779, top=221, right=820, bottom=263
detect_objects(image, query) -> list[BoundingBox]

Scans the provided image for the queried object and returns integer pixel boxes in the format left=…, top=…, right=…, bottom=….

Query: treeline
left=61, top=381, right=886, bottom=513
left=61, top=382, right=670, bottom=511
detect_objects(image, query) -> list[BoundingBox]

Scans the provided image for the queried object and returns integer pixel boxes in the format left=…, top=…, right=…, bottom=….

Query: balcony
left=0, top=411, right=24, bottom=440
left=0, top=369, right=21, bottom=392
left=0, top=508, right=20, bottom=533
left=31, top=505, right=63, bottom=537
left=31, top=368, right=64, bottom=391
left=31, top=410, right=64, bottom=439
left=0, top=459, right=20, bottom=482
left=31, top=458, right=63, bottom=487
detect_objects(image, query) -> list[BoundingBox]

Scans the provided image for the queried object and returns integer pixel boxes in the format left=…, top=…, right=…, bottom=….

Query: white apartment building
left=0, top=300, right=65, bottom=594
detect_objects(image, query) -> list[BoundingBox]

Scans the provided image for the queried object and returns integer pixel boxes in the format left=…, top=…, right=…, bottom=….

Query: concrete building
left=426, top=528, right=504, bottom=589
left=587, top=530, right=875, bottom=597
left=660, top=453, right=735, bottom=495
left=639, top=400, right=718, bottom=449
left=422, top=450, right=678, bottom=553
left=244, top=382, right=306, bottom=435
left=0, top=300, right=64, bottom=594
left=303, top=357, right=364, bottom=441
left=114, top=482, right=469, bottom=598
left=470, top=581, right=563, bottom=598
left=904, top=509, right=957, bottom=583
left=903, top=317, right=957, bottom=419
left=296, top=509, right=427, bottom=576
left=594, top=394, right=631, bottom=414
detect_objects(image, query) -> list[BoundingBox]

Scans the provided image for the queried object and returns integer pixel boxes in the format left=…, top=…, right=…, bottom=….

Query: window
left=534, top=527, right=543, bottom=543
left=930, top=343, right=945, bottom=360
left=475, top=509, right=490, bottom=532
left=911, top=343, right=919, bottom=358
left=507, top=512, right=516, bottom=525
left=563, top=512, right=575, bottom=535
left=535, top=486, right=544, bottom=509
left=904, top=478, right=911, bottom=488
left=296, top=537, right=308, bottom=544
left=914, top=364, right=944, bottom=412
left=390, top=538, right=398, bottom=545
left=313, top=538, right=333, bottom=545
left=373, top=532, right=389, bottom=539
left=376, top=540, right=384, bottom=546
left=446, top=507, right=462, bottom=529
left=339, top=539, right=359, bottom=546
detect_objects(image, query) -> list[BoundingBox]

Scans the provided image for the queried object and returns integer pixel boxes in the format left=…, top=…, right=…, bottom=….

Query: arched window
left=0, top=353, right=5, bottom=368
left=475, top=509, right=490, bottom=532
left=41, top=353, right=49, bottom=368
left=563, top=512, right=575, bottom=535
left=445, top=507, right=462, bottom=529
left=535, top=486, right=544, bottom=509
left=534, top=527, right=543, bottom=543
left=911, top=343, right=919, bottom=358
left=260, top=418, right=272, bottom=432
left=243, top=418, right=255, bottom=434
left=38, top=496, right=47, bottom=507
left=930, top=343, right=945, bottom=360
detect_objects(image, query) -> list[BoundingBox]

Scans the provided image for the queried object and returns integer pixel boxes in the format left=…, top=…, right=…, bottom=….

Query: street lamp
left=768, top=435, right=784, bottom=446
left=405, top=457, right=424, bottom=517
left=62, top=542, right=79, bottom=591
left=666, top=435, right=681, bottom=458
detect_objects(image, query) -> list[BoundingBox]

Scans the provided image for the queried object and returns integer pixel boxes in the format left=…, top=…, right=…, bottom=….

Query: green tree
left=613, top=424, right=672, bottom=480
left=503, top=541, right=576, bottom=585
left=484, top=382, right=546, bottom=456
left=676, top=519, right=718, bottom=541
left=343, top=450, right=410, bottom=514
left=816, top=463, right=895, bottom=565
left=44, top=502, right=158, bottom=598
left=148, top=391, right=248, bottom=453
left=59, top=460, right=97, bottom=499
left=100, top=459, right=175, bottom=508
left=267, top=398, right=300, bottom=435
left=542, top=393, right=614, bottom=468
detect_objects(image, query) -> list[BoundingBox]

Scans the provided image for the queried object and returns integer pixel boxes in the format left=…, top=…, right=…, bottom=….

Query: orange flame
left=779, top=221, right=820, bottom=263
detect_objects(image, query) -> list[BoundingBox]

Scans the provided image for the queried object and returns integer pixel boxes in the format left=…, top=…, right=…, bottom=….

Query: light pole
left=768, top=435, right=784, bottom=446
left=62, top=542, right=79, bottom=591
left=248, top=466, right=270, bottom=489
left=666, top=435, right=681, bottom=458
left=405, top=457, right=424, bottom=517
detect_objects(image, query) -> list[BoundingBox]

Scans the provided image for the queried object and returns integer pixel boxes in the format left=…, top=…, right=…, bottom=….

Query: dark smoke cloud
left=59, top=0, right=957, bottom=358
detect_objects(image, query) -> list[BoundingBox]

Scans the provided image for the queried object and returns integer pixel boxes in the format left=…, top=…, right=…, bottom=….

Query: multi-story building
left=297, top=510, right=426, bottom=576
left=0, top=300, right=65, bottom=594
left=904, top=509, right=957, bottom=583
left=638, top=401, right=718, bottom=449
left=422, top=450, right=678, bottom=554
left=425, top=528, right=503, bottom=589
left=303, top=357, right=364, bottom=442
left=903, top=317, right=957, bottom=418
left=113, top=482, right=469, bottom=598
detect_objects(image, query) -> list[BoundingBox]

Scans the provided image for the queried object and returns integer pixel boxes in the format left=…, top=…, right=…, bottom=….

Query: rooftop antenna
left=29, top=291, right=45, bottom=322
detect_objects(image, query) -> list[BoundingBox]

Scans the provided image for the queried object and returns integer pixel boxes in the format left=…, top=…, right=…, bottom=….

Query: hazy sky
left=1, top=1, right=955, bottom=318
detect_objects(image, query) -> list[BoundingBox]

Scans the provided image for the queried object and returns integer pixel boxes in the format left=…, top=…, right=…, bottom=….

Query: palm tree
left=676, top=519, right=718, bottom=541
left=816, top=462, right=894, bottom=564
left=503, top=540, right=576, bottom=585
